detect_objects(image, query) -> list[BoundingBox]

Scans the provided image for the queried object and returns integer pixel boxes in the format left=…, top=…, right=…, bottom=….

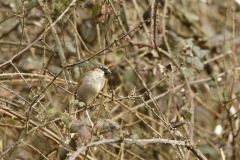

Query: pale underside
left=77, top=70, right=105, bottom=104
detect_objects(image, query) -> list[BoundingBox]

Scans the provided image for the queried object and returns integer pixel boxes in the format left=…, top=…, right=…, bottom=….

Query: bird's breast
left=77, top=73, right=105, bottom=104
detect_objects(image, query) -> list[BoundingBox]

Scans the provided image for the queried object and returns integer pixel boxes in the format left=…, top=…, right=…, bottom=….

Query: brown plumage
left=76, top=65, right=111, bottom=105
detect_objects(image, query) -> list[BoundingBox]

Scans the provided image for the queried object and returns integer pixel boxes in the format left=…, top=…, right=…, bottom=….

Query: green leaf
left=199, top=145, right=218, bottom=159
left=62, top=116, right=73, bottom=129
left=193, top=56, right=204, bottom=72
left=115, top=50, right=125, bottom=62
left=9, top=119, right=17, bottom=125
left=19, top=58, right=43, bottom=71
left=62, top=41, right=76, bottom=53
left=124, top=67, right=136, bottom=83
left=92, top=4, right=101, bottom=17
left=89, top=60, right=102, bottom=67
left=185, top=57, right=192, bottom=64
left=78, top=102, right=86, bottom=108
left=211, top=72, right=219, bottom=80
left=182, top=67, right=194, bottom=78
left=77, top=61, right=89, bottom=68
left=184, top=11, right=199, bottom=22
left=45, top=108, right=57, bottom=115
left=131, top=129, right=142, bottom=138
left=193, top=46, right=208, bottom=59
left=73, top=100, right=79, bottom=105
left=136, top=141, right=147, bottom=150
left=211, top=89, right=224, bottom=102
left=24, top=1, right=38, bottom=9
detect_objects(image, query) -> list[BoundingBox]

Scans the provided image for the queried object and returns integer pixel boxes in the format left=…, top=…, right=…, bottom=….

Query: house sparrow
left=76, top=65, right=111, bottom=105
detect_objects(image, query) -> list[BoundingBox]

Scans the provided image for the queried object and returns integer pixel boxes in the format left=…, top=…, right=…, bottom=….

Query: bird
left=76, top=65, right=111, bottom=105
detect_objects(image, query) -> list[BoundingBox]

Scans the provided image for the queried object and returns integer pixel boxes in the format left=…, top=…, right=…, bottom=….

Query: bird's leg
left=85, top=104, right=94, bottom=128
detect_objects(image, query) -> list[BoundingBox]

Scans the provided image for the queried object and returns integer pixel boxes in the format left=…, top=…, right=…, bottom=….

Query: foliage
left=0, top=0, right=240, bottom=160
